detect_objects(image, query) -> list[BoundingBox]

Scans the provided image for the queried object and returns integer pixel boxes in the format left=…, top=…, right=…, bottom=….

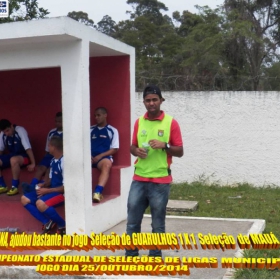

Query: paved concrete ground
left=0, top=215, right=265, bottom=279
left=64, top=215, right=265, bottom=279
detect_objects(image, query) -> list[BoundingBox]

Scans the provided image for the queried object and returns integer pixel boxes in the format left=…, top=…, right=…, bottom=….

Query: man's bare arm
left=26, top=148, right=36, bottom=171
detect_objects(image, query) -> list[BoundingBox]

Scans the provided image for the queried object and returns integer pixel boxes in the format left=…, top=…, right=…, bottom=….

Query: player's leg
left=37, top=193, right=65, bottom=235
left=7, top=155, right=26, bottom=195
left=22, top=166, right=51, bottom=194
left=97, top=158, right=112, bottom=187
left=0, top=156, right=9, bottom=193
left=148, top=183, right=170, bottom=257
left=31, top=165, right=47, bottom=184
left=92, top=157, right=112, bottom=203
left=21, top=192, right=49, bottom=228
left=125, top=180, right=149, bottom=257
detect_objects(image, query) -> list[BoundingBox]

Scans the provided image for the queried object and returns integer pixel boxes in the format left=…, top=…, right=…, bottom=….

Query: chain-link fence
left=136, top=74, right=280, bottom=91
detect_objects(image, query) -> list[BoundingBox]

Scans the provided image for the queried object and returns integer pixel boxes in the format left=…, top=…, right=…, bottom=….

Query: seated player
left=0, top=119, right=36, bottom=195
left=91, top=107, right=119, bottom=203
left=28, top=112, right=63, bottom=187
left=21, top=136, right=65, bottom=235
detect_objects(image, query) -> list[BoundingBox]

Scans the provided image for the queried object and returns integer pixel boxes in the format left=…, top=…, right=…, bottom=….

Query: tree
left=96, top=15, right=117, bottom=37
left=262, top=62, right=280, bottom=90
left=170, top=1, right=280, bottom=90
left=64, top=0, right=280, bottom=91
left=173, top=10, right=203, bottom=37
left=24, top=0, right=49, bottom=20
left=222, top=0, right=280, bottom=90
left=67, top=11, right=95, bottom=28
left=0, top=0, right=49, bottom=23
left=174, top=6, right=227, bottom=90
left=126, top=0, right=168, bottom=25
left=114, top=0, right=185, bottom=89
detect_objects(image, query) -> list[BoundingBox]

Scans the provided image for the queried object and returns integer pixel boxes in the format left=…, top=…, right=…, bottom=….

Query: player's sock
left=94, top=185, right=104, bottom=194
left=24, top=204, right=49, bottom=224
left=30, top=178, right=39, bottom=186
left=12, top=179, right=19, bottom=188
left=43, top=207, right=65, bottom=228
left=0, top=176, right=6, bottom=186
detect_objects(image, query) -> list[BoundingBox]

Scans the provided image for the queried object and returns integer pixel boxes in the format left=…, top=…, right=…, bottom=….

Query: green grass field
left=167, top=181, right=280, bottom=279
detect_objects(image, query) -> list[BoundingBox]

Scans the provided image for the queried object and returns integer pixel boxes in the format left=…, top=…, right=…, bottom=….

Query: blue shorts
left=39, top=153, right=53, bottom=168
left=92, top=156, right=112, bottom=168
left=0, top=153, right=29, bottom=169
left=24, top=191, right=64, bottom=207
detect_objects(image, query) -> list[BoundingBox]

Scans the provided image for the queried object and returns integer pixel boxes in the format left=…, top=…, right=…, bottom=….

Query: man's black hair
left=49, top=135, right=63, bottom=151
left=0, top=119, right=12, bottom=131
left=143, top=85, right=165, bottom=101
left=95, top=107, right=107, bottom=114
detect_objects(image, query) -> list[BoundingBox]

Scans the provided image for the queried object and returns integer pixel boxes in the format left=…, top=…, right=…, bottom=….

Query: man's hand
left=135, top=148, right=148, bottom=159
left=91, top=155, right=102, bottom=164
left=27, top=163, right=35, bottom=172
left=148, top=139, right=165, bottom=150
left=37, top=182, right=46, bottom=188
left=36, top=187, right=49, bottom=197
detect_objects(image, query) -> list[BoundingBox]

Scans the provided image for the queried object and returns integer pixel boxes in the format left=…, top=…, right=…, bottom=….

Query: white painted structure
left=0, top=17, right=135, bottom=235
left=136, top=91, right=280, bottom=187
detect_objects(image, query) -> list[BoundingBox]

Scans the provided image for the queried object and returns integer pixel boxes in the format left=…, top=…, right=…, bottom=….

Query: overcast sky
left=37, top=0, right=224, bottom=23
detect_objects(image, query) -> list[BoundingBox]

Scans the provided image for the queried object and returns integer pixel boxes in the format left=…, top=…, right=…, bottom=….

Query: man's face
left=3, top=126, right=14, bottom=137
left=48, top=143, right=55, bottom=156
left=55, top=116, right=63, bottom=131
left=95, top=110, right=107, bottom=125
left=143, top=93, right=162, bottom=115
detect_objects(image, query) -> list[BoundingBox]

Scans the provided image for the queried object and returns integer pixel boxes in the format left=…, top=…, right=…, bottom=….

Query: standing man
left=91, top=107, right=119, bottom=203
left=126, top=85, right=183, bottom=257
left=0, top=119, right=36, bottom=195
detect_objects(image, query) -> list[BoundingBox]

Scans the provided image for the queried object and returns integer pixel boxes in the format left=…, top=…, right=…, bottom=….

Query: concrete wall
left=0, top=67, right=62, bottom=162
left=135, top=91, right=280, bottom=187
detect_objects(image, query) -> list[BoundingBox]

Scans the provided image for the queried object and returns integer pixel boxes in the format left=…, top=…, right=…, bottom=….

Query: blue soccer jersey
left=49, top=156, right=64, bottom=188
left=0, top=125, right=31, bottom=155
left=90, top=125, right=119, bottom=157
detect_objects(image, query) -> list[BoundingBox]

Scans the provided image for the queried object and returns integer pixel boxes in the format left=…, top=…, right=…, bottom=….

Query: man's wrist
left=162, top=142, right=170, bottom=151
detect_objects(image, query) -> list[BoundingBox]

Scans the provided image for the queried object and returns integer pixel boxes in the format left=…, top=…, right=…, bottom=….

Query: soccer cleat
left=7, top=187, right=19, bottom=196
left=42, top=220, right=56, bottom=234
left=57, top=227, right=66, bottom=236
left=93, top=192, right=103, bottom=203
left=0, top=186, right=8, bottom=194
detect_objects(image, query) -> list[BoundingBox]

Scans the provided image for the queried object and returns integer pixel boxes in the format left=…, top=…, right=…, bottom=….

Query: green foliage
left=173, top=10, right=203, bottom=37
left=95, top=15, right=117, bottom=37
left=234, top=249, right=280, bottom=279
left=114, top=0, right=182, bottom=90
left=0, top=0, right=49, bottom=23
left=4, top=0, right=280, bottom=91
left=67, top=11, right=94, bottom=28
left=263, top=62, right=280, bottom=90
left=126, top=0, right=168, bottom=25
left=222, top=0, right=280, bottom=90
left=119, top=0, right=280, bottom=91
left=178, top=7, right=226, bottom=90
left=169, top=181, right=280, bottom=235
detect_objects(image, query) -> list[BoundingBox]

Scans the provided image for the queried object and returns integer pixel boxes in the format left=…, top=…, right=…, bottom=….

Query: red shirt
left=132, top=111, right=183, bottom=183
